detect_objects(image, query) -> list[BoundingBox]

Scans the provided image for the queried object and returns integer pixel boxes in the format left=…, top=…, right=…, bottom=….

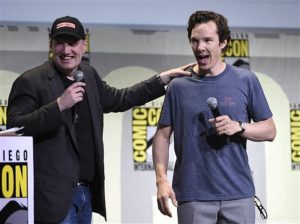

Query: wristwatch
left=238, top=121, right=246, bottom=134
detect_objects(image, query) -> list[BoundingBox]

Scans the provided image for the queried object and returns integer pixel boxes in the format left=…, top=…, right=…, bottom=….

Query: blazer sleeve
left=95, top=71, right=166, bottom=113
left=6, top=70, right=65, bottom=136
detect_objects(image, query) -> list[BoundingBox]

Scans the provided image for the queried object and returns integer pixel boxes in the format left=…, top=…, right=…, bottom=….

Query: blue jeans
left=59, top=185, right=92, bottom=224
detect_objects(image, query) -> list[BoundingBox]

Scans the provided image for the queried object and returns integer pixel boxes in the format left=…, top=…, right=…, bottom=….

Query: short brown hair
left=187, top=11, right=231, bottom=52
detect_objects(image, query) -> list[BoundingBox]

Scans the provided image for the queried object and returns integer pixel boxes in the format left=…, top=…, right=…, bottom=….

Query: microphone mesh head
left=73, top=70, right=84, bottom=82
left=207, top=97, right=218, bottom=109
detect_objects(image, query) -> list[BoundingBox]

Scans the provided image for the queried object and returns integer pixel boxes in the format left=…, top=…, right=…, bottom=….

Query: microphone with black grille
left=72, top=70, right=84, bottom=123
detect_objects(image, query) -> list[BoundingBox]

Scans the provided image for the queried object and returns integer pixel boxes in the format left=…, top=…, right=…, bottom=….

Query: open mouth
left=197, top=54, right=209, bottom=64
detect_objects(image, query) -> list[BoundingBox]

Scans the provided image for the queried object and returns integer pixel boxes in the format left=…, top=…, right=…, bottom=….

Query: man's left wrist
left=237, top=121, right=246, bottom=134
left=156, top=74, right=167, bottom=85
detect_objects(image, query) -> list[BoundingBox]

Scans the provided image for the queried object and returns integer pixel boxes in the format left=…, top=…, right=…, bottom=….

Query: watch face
left=241, top=122, right=246, bottom=131
left=239, top=122, right=246, bottom=133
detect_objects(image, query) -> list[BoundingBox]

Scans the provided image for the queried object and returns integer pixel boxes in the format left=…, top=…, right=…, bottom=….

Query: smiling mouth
left=60, top=56, right=73, bottom=60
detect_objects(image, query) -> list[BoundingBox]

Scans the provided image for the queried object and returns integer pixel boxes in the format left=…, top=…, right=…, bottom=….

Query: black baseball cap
left=50, top=16, right=85, bottom=40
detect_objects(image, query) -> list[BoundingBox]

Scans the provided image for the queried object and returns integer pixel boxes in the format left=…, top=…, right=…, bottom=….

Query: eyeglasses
left=254, top=195, right=268, bottom=219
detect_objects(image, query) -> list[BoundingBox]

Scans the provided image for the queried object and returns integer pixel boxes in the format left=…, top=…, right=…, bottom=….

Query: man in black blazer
left=6, top=16, right=192, bottom=223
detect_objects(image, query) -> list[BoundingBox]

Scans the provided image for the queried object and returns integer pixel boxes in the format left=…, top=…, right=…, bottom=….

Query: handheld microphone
left=207, top=97, right=220, bottom=118
left=73, top=70, right=84, bottom=82
left=73, top=70, right=84, bottom=123
left=207, top=97, right=229, bottom=142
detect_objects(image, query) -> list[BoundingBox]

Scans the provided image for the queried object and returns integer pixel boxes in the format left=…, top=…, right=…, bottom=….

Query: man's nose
left=62, top=43, right=72, bottom=53
left=197, top=41, right=205, bottom=51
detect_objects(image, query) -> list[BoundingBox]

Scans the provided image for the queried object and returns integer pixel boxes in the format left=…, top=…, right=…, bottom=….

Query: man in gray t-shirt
left=152, top=10, right=276, bottom=224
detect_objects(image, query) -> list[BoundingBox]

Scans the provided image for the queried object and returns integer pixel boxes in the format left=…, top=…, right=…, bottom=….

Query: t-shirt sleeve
left=247, top=73, right=273, bottom=122
left=158, top=85, right=173, bottom=126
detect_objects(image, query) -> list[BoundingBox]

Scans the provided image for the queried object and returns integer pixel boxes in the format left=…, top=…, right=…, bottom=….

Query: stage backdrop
left=0, top=25, right=299, bottom=223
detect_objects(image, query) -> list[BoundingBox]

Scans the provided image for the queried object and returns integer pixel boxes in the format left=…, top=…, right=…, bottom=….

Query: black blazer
left=7, top=60, right=165, bottom=223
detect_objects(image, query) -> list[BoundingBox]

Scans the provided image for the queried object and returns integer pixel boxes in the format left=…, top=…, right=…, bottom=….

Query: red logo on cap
left=56, top=22, right=76, bottom=29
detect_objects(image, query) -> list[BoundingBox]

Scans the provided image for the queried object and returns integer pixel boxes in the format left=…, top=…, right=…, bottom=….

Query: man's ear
left=220, top=39, right=227, bottom=50
left=49, top=39, right=52, bottom=49
left=82, top=39, right=87, bottom=53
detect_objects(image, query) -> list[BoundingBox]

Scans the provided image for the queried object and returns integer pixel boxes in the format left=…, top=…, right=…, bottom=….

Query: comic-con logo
left=290, top=104, right=300, bottom=170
